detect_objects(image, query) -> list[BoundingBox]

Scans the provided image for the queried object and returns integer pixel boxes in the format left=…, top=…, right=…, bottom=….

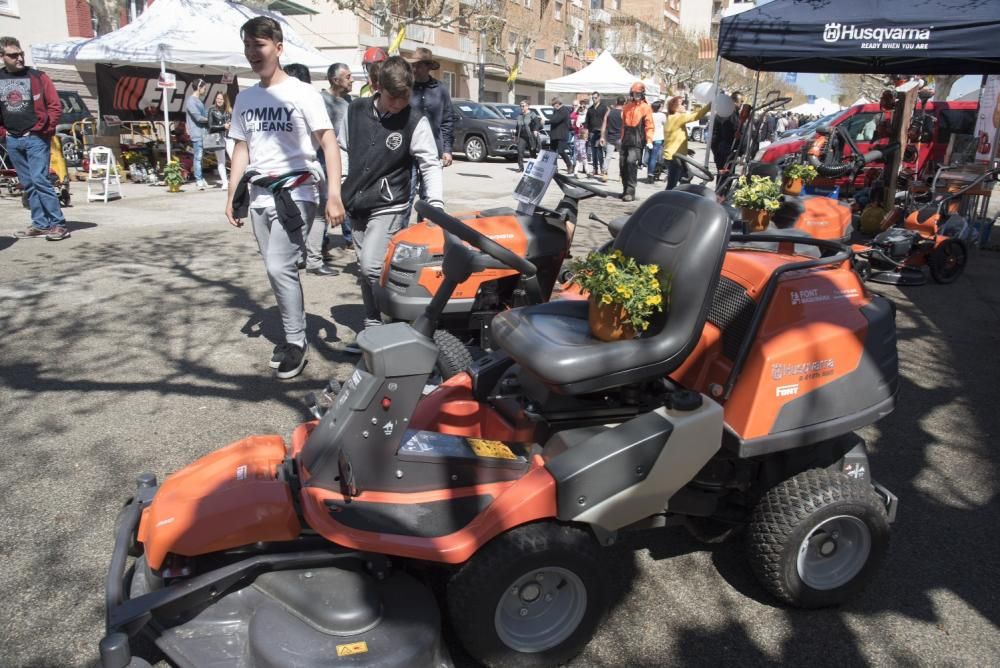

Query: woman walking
left=207, top=91, right=232, bottom=188
left=183, top=79, right=211, bottom=189
left=662, top=96, right=710, bottom=190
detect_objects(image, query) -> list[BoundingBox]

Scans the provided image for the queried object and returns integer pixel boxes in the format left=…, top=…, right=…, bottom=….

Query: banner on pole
left=96, top=65, right=238, bottom=122
left=698, top=37, right=715, bottom=60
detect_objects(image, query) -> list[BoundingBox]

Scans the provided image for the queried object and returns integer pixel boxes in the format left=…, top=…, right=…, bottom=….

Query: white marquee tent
left=787, top=97, right=844, bottom=116
left=545, top=51, right=661, bottom=98
left=31, top=0, right=335, bottom=75
left=31, top=0, right=337, bottom=162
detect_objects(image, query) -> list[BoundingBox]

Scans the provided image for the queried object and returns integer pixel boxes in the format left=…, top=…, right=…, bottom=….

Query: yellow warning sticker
left=336, top=641, right=369, bottom=656
left=467, top=438, right=518, bottom=460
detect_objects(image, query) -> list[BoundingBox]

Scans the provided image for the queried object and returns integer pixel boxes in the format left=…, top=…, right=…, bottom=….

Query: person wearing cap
left=407, top=47, right=454, bottom=168
left=360, top=47, right=387, bottom=97
left=618, top=82, right=654, bottom=201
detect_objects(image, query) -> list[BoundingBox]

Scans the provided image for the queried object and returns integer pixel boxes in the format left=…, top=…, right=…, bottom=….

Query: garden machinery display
left=101, top=191, right=899, bottom=668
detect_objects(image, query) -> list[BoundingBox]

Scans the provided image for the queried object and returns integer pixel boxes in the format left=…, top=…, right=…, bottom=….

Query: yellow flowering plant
left=568, top=248, right=670, bottom=333
left=731, top=174, right=782, bottom=212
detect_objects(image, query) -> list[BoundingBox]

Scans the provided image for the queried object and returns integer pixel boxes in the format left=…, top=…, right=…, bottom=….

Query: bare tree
left=930, top=74, right=962, bottom=101
left=477, top=1, right=548, bottom=102
left=327, top=0, right=487, bottom=40
left=86, top=0, right=124, bottom=36
left=835, top=73, right=895, bottom=103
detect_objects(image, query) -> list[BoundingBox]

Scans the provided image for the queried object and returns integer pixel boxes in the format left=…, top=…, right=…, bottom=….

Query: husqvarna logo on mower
left=772, top=359, right=835, bottom=380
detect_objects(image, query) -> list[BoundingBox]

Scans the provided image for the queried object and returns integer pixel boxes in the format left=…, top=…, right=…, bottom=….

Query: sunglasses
left=3, top=51, right=25, bottom=60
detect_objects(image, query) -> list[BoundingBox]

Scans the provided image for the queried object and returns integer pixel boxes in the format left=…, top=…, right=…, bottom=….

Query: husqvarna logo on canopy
left=823, top=22, right=932, bottom=48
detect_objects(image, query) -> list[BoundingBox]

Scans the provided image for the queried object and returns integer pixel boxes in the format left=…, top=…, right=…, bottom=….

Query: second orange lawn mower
left=374, top=171, right=611, bottom=375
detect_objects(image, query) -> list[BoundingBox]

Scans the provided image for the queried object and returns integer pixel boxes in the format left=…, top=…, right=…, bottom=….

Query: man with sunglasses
left=0, top=36, right=68, bottom=240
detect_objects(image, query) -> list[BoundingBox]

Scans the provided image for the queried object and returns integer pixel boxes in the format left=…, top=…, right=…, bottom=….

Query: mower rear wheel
left=447, top=523, right=605, bottom=667
left=748, top=469, right=889, bottom=608
left=929, top=238, right=967, bottom=284
left=433, top=330, right=473, bottom=379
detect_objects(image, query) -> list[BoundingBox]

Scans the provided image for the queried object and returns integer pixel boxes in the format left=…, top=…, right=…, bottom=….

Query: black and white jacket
left=341, top=95, right=443, bottom=217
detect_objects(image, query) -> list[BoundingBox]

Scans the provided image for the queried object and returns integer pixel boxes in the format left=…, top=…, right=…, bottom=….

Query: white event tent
left=545, top=51, right=661, bottom=99
left=787, top=97, right=844, bottom=116
left=31, top=0, right=336, bottom=161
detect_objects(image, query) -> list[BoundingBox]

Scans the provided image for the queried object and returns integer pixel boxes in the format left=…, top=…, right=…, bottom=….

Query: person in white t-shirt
left=225, top=16, right=346, bottom=380
left=646, top=100, right=667, bottom=183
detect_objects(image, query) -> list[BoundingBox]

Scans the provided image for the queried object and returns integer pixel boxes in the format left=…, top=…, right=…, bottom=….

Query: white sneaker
left=197, top=180, right=207, bottom=190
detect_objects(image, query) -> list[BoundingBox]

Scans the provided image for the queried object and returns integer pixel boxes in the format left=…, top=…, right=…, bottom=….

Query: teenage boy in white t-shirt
left=225, top=16, right=345, bottom=380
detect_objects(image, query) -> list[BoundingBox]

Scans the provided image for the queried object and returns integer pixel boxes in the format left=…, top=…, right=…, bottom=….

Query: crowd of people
left=1, top=20, right=762, bottom=382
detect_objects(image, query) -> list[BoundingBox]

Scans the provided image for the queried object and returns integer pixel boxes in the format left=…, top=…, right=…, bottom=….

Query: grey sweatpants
left=352, top=208, right=408, bottom=329
left=250, top=201, right=315, bottom=348
left=304, top=207, right=327, bottom=270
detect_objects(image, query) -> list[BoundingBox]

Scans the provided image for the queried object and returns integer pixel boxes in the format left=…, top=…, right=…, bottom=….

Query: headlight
left=488, top=125, right=513, bottom=133
left=391, top=243, right=428, bottom=264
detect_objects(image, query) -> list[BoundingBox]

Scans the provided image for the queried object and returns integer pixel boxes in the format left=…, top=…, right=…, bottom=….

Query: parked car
left=483, top=102, right=551, bottom=149
left=529, top=105, right=554, bottom=134
left=56, top=90, right=95, bottom=167
left=758, top=100, right=978, bottom=187
left=451, top=100, right=518, bottom=162
left=686, top=118, right=709, bottom=143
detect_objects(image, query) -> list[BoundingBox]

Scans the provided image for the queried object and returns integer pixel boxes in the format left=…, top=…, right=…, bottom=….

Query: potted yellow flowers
left=731, top=174, right=782, bottom=232
left=781, top=163, right=818, bottom=196
left=568, top=248, right=669, bottom=341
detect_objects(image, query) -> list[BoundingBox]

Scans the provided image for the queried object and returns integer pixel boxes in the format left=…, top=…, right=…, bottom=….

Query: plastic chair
left=87, top=146, right=122, bottom=202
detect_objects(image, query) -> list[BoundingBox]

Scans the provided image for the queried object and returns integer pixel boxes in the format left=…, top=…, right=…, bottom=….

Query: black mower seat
left=491, top=191, right=731, bottom=394
left=675, top=183, right=716, bottom=200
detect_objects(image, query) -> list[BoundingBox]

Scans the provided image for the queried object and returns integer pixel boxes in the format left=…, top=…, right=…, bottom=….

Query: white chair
left=87, top=146, right=123, bottom=203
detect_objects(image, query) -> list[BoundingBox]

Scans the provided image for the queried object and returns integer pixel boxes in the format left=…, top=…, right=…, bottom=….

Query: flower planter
left=782, top=177, right=803, bottom=196
left=588, top=298, right=635, bottom=341
left=741, top=207, right=771, bottom=233
left=167, top=183, right=182, bottom=193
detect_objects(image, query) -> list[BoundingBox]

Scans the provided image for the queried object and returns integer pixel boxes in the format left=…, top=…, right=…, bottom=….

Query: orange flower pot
left=741, top=207, right=771, bottom=233
left=782, top=177, right=803, bottom=196
left=588, top=298, right=635, bottom=341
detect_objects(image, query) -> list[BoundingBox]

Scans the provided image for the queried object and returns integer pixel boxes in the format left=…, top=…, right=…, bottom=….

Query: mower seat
left=675, top=183, right=716, bottom=200
left=491, top=191, right=731, bottom=394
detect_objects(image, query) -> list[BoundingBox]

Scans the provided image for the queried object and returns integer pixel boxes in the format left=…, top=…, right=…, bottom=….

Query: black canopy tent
left=718, top=0, right=1000, bottom=75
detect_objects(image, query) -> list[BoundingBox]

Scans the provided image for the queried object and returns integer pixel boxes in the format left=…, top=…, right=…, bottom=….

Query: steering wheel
left=675, top=153, right=714, bottom=183
left=415, top=201, right=538, bottom=277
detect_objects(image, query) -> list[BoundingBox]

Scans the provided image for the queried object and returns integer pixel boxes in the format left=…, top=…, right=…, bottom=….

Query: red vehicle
left=760, top=101, right=978, bottom=189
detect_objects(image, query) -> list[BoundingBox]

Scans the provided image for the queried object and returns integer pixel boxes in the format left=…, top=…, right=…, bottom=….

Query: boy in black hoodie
left=340, top=56, right=443, bottom=353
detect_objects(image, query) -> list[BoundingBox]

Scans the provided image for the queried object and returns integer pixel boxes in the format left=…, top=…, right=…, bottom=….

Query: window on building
left=554, top=1, right=563, bottom=20
left=524, top=0, right=533, bottom=8
left=535, top=48, right=546, bottom=61
left=590, top=0, right=602, bottom=9
left=127, top=0, right=146, bottom=22
left=0, top=0, right=20, bottom=18
left=507, top=32, right=519, bottom=53
left=442, top=71, right=456, bottom=96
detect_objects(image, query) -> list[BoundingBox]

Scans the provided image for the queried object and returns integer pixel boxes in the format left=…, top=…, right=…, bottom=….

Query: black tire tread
left=448, top=523, right=604, bottom=668
left=929, top=239, right=966, bottom=284
left=433, top=330, right=473, bottom=379
left=748, top=468, right=888, bottom=608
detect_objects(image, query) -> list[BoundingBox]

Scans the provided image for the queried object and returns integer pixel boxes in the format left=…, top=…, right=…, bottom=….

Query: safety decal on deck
left=467, top=438, right=518, bottom=460
left=336, top=641, right=369, bottom=656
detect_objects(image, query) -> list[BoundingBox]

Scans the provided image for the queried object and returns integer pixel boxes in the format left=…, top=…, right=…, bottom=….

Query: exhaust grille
left=707, top=277, right=756, bottom=360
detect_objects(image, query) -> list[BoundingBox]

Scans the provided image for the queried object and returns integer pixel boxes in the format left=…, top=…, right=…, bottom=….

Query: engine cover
left=873, top=228, right=920, bottom=259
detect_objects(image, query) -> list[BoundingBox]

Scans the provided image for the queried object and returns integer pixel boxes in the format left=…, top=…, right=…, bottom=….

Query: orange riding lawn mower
left=102, top=185, right=902, bottom=667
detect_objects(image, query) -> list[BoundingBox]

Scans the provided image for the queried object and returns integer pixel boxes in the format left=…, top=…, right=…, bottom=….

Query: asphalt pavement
left=1, top=149, right=999, bottom=667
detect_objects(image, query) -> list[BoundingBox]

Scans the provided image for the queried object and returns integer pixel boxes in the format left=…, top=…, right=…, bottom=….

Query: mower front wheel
left=748, top=469, right=889, bottom=608
left=433, top=330, right=473, bottom=379
left=447, top=523, right=606, bottom=668
left=929, top=238, right=967, bottom=284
